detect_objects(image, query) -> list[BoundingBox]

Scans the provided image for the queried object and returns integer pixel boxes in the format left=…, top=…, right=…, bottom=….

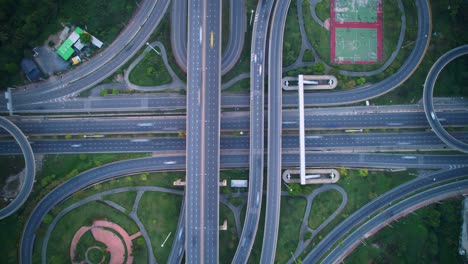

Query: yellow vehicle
left=210, top=31, right=214, bottom=48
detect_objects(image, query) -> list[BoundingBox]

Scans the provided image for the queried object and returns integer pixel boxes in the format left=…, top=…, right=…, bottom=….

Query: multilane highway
left=171, top=0, right=245, bottom=74
left=185, top=0, right=221, bottom=262
left=0, top=0, right=432, bottom=113
left=2, top=132, right=467, bottom=154
left=5, top=0, right=464, bottom=262
left=18, top=154, right=468, bottom=264
left=261, top=0, right=290, bottom=262
left=3, top=110, right=467, bottom=136
left=231, top=0, right=275, bottom=262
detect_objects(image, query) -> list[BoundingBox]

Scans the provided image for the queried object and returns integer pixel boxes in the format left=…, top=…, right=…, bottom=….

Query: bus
left=210, top=31, right=214, bottom=48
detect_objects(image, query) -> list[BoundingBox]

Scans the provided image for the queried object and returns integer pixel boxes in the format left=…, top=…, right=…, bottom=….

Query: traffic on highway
left=1, top=0, right=467, bottom=263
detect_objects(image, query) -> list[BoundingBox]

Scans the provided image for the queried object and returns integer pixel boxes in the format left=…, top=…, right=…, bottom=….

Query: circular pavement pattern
left=423, top=45, right=468, bottom=154
left=0, top=116, right=35, bottom=219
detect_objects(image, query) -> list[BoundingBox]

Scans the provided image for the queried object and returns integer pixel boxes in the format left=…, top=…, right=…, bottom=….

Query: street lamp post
left=146, top=42, right=161, bottom=55
left=249, top=9, right=254, bottom=26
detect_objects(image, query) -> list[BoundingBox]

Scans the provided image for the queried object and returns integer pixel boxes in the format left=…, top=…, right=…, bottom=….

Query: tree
left=146, top=66, right=155, bottom=76
left=4, top=62, right=18, bottom=74
left=423, top=208, right=441, bottom=228
left=312, top=62, right=325, bottom=74
left=100, top=89, right=108, bottom=96
left=339, top=166, right=348, bottom=177
left=358, top=169, right=369, bottom=177
left=80, top=32, right=92, bottom=44
left=111, top=88, right=119, bottom=95
left=288, top=183, right=302, bottom=196
left=356, top=77, right=366, bottom=85
left=178, top=130, right=185, bottom=137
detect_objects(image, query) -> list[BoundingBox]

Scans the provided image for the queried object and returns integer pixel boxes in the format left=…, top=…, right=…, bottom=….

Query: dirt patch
left=70, top=220, right=141, bottom=264
left=0, top=169, right=25, bottom=199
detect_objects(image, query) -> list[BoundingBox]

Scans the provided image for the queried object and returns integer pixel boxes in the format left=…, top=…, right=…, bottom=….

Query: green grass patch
left=308, top=189, right=343, bottom=229
left=372, top=0, right=468, bottom=105
left=283, top=3, right=302, bottom=66
left=228, top=196, right=245, bottom=207
left=224, top=78, right=250, bottom=93
left=299, top=169, right=416, bottom=260
left=303, top=49, right=315, bottom=62
left=433, top=55, right=468, bottom=97
left=137, top=192, right=182, bottom=263
left=0, top=153, right=148, bottom=263
left=102, top=191, right=138, bottom=213
left=128, top=51, right=172, bottom=86
left=147, top=14, right=186, bottom=83
left=347, top=198, right=464, bottom=263
left=304, top=0, right=330, bottom=65
left=45, top=201, right=142, bottom=263
left=315, top=0, right=330, bottom=22
left=275, top=196, right=307, bottom=264
left=220, top=204, right=239, bottom=262
left=59, top=171, right=185, bottom=209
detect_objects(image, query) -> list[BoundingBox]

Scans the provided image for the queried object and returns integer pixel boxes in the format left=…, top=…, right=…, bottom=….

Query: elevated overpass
left=423, top=45, right=468, bottom=153
left=0, top=116, right=35, bottom=219
left=185, top=0, right=221, bottom=262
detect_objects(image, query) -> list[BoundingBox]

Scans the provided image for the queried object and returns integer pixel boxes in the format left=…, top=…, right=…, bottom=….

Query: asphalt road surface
left=261, top=0, right=290, bottom=262
left=185, top=0, right=222, bottom=262
left=4, top=110, right=467, bottom=136
left=171, top=0, right=245, bottom=74
left=303, top=166, right=468, bottom=263
left=0, top=117, right=35, bottom=219
left=423, top=44, right=468, bottom=153
left=325, top=179, right=468, bottom=263
left=4, top=0, right=170, bottom=106
left=3, top=131, right=467, bottom=154
left=231, top=0, right=275, bottom=262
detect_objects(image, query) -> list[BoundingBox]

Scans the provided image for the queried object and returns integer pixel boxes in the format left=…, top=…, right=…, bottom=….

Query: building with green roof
left=56, top=27, right=84, bottom=61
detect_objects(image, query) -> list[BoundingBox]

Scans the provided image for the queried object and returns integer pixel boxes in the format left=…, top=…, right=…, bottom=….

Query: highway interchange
left=0, top=0, right=467, bottom=263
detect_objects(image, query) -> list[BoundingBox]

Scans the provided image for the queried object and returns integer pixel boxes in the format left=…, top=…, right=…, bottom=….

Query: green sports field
left=334, top=28, right=377, bottom=62
left=335, top=0, right=378, bottom=22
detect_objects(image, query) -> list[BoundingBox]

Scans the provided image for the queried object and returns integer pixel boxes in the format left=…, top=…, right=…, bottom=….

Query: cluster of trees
left=286, top=62, right=326, bottom=76
left=0, top=0, right=57, bottom=89
left=328, top=68, right=367, bottom=89
left=100, top=87, right=120, bottom=96
left=0, top=0, right=138, bottom=89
